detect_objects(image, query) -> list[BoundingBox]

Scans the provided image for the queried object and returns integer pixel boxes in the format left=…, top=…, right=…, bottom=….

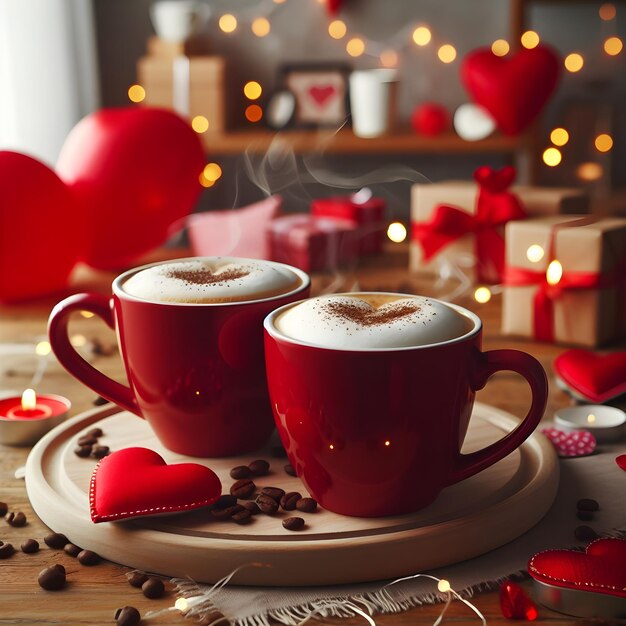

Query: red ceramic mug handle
left=48, top=293, right=140, bottom=416
left=449, top=349, right=548, bottom=485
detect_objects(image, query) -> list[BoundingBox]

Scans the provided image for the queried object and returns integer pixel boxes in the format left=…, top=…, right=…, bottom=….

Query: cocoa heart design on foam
left=554, top=349, right=626, bottom=403
left=325, top=299, right=419, bottom=326
left=540, top=428, right=596, bottom=458
left=90, top=447, right=221, bottom=523
left=308, top=85, right=337, bottom=108
left=528, top=538, right=626, bottom=598
left=461, top=44, right=561, bottom=136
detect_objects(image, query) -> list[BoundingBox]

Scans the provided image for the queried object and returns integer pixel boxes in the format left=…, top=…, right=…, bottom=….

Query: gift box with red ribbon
left=311, top=194, right=386, bottom=255
left=502, top=216, right=626, bottom=347
left=267, top=214, right=357, bottom=273
left=410, top=167, right=589, bottom=283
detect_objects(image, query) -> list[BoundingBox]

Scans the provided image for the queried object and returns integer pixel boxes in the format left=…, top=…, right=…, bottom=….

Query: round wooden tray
left=25, top=402, right=559, bottom=586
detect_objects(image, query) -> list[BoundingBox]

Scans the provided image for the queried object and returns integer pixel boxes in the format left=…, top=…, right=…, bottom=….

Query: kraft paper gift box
left=410, top=181, right=589, bottom=280
left=502, top=216, right=626, bottom=347
left=268, top=214, right=357, bottom=273
left=311, top=195, right=386, bottom=255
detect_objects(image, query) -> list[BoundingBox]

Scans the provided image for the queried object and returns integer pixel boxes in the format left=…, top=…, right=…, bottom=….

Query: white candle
left=554, top=405, right=625, bottom=444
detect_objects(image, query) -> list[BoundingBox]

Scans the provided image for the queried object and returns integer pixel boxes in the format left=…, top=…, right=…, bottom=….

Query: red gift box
left=268, top=214, right=357, bottom=272
left=311, top=194, right=386, bottom=255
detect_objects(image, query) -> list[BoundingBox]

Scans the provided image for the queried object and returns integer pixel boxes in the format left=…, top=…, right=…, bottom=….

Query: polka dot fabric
left=540, top=428, right=597, bottom=458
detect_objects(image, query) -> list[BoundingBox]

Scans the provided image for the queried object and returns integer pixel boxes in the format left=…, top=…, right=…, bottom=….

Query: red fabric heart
left=554, top=349, right=626, bottom=403
left=57, top=107, right=205, bottom=270
left=540, top=428, right=596, bottom=458
left=461, top=45, right=561, bottom=135
left=499, top=580, right=538, bottom=620
left=616, top=455, right=626, bottom=471
left=90, top=447, right=221, bottom=523
left=528, top=539, right=626, bottom=599
left=0, top=152, right=81, bottom=302
left=309, top=85, right=336, bottom=108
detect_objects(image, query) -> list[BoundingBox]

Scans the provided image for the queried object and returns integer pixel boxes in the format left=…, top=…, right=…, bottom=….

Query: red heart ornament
left=57, top=107, right=205, bottom=270
left=309, top=85, right=336, bottom=108
left=554, top=349, right=626, bottom=403
left=461, top=45, right=561, bottom=136
left=0, top=151, right=81, bottom=302
left=90, top=447, right=221, bottom=523
left=616, top=455, right=626, bottom=471
left=540, top=428, right=596, bottom=458
left=528, top=539, right=626, bottom=599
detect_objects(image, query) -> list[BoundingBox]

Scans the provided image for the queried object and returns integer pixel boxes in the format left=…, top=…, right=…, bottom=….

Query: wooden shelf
left=201, top=127, right=527, bottom=156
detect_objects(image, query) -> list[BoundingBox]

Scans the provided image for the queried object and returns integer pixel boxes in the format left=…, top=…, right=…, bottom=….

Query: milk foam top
left=122, top=258, right=300, bottom=303
left=273, top=294, right=474, bottom=349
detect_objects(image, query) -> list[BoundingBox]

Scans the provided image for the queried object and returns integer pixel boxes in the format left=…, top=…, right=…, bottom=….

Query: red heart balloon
left=554, top=349, right=626, bottom=403
left=461, top=45, right=561, bottom=136
left=528, top=538, right=626, bottom=598
left=90, top=447, right=221, bottom=523
left=57, top=107, right=205, bottom=270
left=0, top=152, right=81, bottom=302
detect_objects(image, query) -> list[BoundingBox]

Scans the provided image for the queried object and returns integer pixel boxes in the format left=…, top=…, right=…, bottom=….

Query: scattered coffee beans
left=280, top=492, right=302, bottom=511
left=115, top=606, right=141, bottom=626
left=574, top=525, right=599, bottom=541
left=6, top=511, right=26, bottom=527
left=260, top=487, right=285, bottom=502
left=0, top=543, right=15, bottom=558
left=87, top=427, right=104, bottom=438
left=230, top=479, right=256, bottom=499
left=93, top=395, right=108, bottom=406
left=296, top=498, right=318, bottom=513
left=74, top=445, right=92, bottom=458
left=44, top=532, right=69, bottom=549
left=38, top=564, right=66, bottom=590
left=282, top=517, right=305, bottom=531
left=92, top=445, right=110, bottom=459
left=0, top=502, right=7, bottom=517
left=284, top=464, right=296, bottom=477
left=256, top=494, right=279, bottom=515
left=77, top=549, right=100, bottom=565
left=142, top=577, right=165, bottom=599
left=576, top=510, right=594, bottom=521
left=229, top=466, right=252, bottom=480
left=231, top=509, right=252, bottom=525
left=577, top=498, right=599, bottom=512
left=21, top=539, right=39, bottom=554
left=211, top=505, right=243, bottom=521
left=213, top=495, right=237, bottom=509
left=248, top=459, right=270, bottom=477
left=64, top=543, right=82, bottom=558
left=242, top=501, right=260, bottom=515
left=270, top=445, right=287, bottom=458
left=77, top=436, right=98, bottom=446
left=126, top=571, right=149, bottom=588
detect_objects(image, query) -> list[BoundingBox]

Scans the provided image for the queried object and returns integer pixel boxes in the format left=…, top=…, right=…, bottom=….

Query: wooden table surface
left=0, top=246, right=611, bottom=625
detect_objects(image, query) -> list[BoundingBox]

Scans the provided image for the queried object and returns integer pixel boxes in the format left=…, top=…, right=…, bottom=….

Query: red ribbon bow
left=412, top=166, right=526, bottom=283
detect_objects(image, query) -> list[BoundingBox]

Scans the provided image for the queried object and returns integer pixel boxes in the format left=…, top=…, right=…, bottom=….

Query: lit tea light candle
left=0, top=389, right=70, bottom=446
left=554, top=405, right=626, bottom=444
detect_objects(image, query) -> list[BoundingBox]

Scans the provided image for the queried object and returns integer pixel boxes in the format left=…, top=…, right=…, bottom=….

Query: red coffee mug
left=48, top=258, right=310, bottom=457
left=264, top=294, right=548, bottom=516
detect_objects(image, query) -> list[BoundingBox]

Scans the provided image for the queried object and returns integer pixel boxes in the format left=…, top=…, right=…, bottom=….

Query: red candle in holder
left=0, top=389, right=70, bottom=446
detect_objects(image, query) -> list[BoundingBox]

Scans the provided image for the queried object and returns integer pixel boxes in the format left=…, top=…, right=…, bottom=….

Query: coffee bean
left=142, top=577, right=165, bottom=599
left=256, top=494, right=279, bottom=515
left=270, top=445, right=287, bottom=458
left=280, top=492, right=302, bottom=511
left=576, top=510, right=594, bottom=521
left=577, top=498, right=599, bottom=512
left=21, top=539, right=39, bottom=554
left=574, top=525, right=599, bottom=542
left=38, top=564, right=66, bottom=590
left=93, top=396, right=108, bottom=406
left=260, top=487, right=285, bottom=502
left=0, top=502, right=7, bottom=517
left=282, top=517, right=305, bottom=531
left=6, top=511, right=26, bottom=527
left=115, top=606, right=141, bottom=626
left=211, top=505, right=243, bottom=521
left=230, top=479, right=256, bottom=499
left=199, top=610, right=229, bottom=626
left=64, top=543, right=81, bottom=557
left=248, top=459, right=270, bottom=477
left=77, top=436, right=98, bottom=446
left=77, top=549, right=100, bottom=565
left=229, top=466, right=251, bottom=480
left=92, top=445, right=110, bottom=459
left=0, top=543, right=15, bottom=558
left=74, top=445, right=92, bottom=458
left=212, top=495, right=237, bottom=509
left=242, top=501, right=260, bottom=515
left=296, top=498, right=318, bottom=513
left=126, top=571, right=149, bottom=588
left=44, top=532, right=69, bottom=549
left=284, top=464, right=296, bottom=477
left=87, top=427, right=104, bottom=438
left=231, top=509, right=252, bottom=524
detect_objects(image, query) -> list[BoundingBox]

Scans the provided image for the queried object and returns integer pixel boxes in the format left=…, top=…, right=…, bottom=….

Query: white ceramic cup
left=150, top=0, right=209, bottom=43
left=349, top=69, right=397, bottom=138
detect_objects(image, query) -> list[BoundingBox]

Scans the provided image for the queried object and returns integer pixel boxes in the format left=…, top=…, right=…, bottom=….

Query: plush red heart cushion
left=461, top=45, right=561, bottom=136
left=554, top=349, right=626, bottom=403
left=90, top=447, right=221, bottom=523
left=528, top=539, right=626, bottom=599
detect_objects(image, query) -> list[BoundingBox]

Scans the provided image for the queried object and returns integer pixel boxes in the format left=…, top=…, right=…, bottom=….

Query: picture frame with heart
left=280, top=63, right=351, bottom=128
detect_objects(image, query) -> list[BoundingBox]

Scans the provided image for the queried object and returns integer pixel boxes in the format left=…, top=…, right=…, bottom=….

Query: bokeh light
left=245, top=104, right=263, bottom=122
left=328, top=20, right=347, bottom=39
left=543, top=147, right=562, bottom=167
left=387, top=222, right=407, bottom=243
left=576, top=162, right=604, bottom=181
left=346, top=38, right=365, bottom=57
left=437, top=44, right=457, bottom=63
left=244, top=81, right=262, bottom=100
left=526, top=245, right=545, bottom=263
left=550, top=128, right=569, bottom=146
left=380, top=49, right=399, bottom=67
left=474, top=287, right=492, bottom=304
left=491, top=39, right=510, bottom=57
left=251, top=17, right=270, bottom=37
left=219, top=14, right=237, bottom=33
left=191, top=115, right=209, bottom=133
left=595, top=133, right=613, bottom=152
left=128, top=84, right=146, bottom=103
left=203, top=163, right=222, bottom=182
left=546, top=260, right=563, bottom=286
left=521, top=31, right=540, bottom=49
left=412, top=26, right=432, bottom=46
left=564, top=53, right=584, bottom=72
left=604, top=36, right=623, bottom=56
left=599, top=3, right=616, bottom=20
